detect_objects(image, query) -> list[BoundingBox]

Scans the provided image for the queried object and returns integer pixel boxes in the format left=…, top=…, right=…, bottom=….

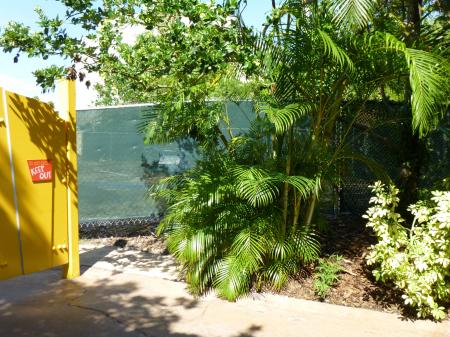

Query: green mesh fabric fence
left=77, top=101, right=448, bottom=224
left=77, top=101, right=253, bottom=224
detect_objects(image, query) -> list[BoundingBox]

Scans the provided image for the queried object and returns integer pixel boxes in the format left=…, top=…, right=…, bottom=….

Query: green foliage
left=313, top=254, right=344, bottom=299
left=257, top=103, right=312, bottom=135
left=1, top=0, right=448, bottom=135
left=317, top=29, right=354, bottom=71
left=369, top=32, right=450, bottom=136
left=1, top=0, right=449, bottom=303
left=364, top=181, right=450, bottom=320
left=330, top=0, right=375, bottom=29
left=146, top=0, right=447, bottom=300
left=327, top=0, right=450, bottom=136
left=0, top=0, right=257, bottom=104
left=153, top=154, right=320, bottom=300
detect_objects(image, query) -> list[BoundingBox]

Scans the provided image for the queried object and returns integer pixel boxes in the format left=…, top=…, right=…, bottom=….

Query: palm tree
left=148, top=0, right=449, bottom=300
left=329, top=0, right=450, bottom=135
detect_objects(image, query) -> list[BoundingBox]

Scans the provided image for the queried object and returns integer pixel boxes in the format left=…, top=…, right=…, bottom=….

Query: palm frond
left=186, top=256, right=220, bottom=295
left=213, top=255, right=253, bottom=300
left=376, top=33, right=450, bottom=135
left=284, top=175, right=320, bottom=199
left=230, top=227, right=267, bottom=272
left=231, top=166, right=280, bottom=207
left=290, top=229, right=320, bottom=263
left=258, top=103, right=312, bottom=134
left=330, top=0, right=375, bottom=29
left=317, top=29, right=354, bottom=71
left=263, top=261, right=293, bottom=290
left=405, top=48, right=450, bottom=135
left=270, top=239, right=294, bottom=261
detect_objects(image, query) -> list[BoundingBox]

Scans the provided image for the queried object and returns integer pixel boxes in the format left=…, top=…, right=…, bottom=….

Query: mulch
left=278, top=214, right=409, bottom=315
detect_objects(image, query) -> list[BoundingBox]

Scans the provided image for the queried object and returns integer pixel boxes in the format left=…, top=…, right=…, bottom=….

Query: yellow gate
left=0, top=80, right=79, bottom=280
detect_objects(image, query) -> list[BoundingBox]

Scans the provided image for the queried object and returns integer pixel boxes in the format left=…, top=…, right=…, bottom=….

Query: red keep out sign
left=27, top=160, right=53, bottom=182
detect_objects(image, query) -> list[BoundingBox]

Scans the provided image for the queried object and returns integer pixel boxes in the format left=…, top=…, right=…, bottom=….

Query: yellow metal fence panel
left=0, top=88, right=23, bottom=280
left=0, top=80, right=79, bottom=281
left=6, top=92, right=69, bottom=275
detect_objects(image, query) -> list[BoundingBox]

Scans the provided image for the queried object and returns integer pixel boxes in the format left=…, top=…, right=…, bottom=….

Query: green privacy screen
left=77, top=102, right=449, bottom=223
left=77, top=102, right=253, bottom=222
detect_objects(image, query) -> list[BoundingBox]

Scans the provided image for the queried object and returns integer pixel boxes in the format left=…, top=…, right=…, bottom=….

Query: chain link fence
left=338, top=102, right=405, bottom=214
left=77, top=102, right=253, bottom=227
left=339, top=102, right=449, bottom=215
left=77, top=101, right=449, bottom=226
left=77, top=104, right=197, bottom=226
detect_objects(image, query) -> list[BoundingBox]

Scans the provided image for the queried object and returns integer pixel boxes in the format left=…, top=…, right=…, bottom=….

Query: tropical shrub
left=153, top=152, right=321, bottom=300
left=364, top=181, right=450, bottom=320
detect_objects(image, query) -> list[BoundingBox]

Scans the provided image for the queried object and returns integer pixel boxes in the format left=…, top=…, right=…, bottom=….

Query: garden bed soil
left=277, top=215, right=407, bottom=315
left=79, top=216, right=448, bottom=319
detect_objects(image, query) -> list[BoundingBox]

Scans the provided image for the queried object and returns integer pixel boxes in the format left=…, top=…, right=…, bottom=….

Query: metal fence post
left=58, top=79, right=80, bottom=279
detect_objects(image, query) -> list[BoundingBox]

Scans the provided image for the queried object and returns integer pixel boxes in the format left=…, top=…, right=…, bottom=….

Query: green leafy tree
left=1, top=0, right=448, bottom=134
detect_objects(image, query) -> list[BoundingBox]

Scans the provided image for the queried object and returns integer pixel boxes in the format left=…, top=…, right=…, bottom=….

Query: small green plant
left=364, top=181, right=450, bottom=320
left=313, top=254, right=344, bottom=299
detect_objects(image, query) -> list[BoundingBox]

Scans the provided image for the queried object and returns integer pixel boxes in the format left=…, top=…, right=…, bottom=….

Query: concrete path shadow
left=79, top=243, right=179, bottom=280
left=0, top=243, right=448, bottom=337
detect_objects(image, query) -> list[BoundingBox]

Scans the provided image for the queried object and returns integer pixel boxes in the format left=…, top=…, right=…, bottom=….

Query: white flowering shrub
left=364, top=181, right=450, bottom=320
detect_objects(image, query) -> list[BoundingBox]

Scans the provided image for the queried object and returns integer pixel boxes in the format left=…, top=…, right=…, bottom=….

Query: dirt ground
left=278, top=215, right=407, bottom=315
left=79, top=216, right=446, bottom=318
left=80, top=222, right=167, bottom=255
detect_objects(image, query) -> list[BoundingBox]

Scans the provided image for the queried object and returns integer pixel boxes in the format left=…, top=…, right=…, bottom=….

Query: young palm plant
left=152, top=152, right=320, bottom=300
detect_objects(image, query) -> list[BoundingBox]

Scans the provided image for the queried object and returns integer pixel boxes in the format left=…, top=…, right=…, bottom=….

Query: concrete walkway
left=0, top=244, right=448, bottom=337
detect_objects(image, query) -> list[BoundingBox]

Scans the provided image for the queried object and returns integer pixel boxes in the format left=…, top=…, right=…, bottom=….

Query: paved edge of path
left=0, top=244, right=448, bottom=337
